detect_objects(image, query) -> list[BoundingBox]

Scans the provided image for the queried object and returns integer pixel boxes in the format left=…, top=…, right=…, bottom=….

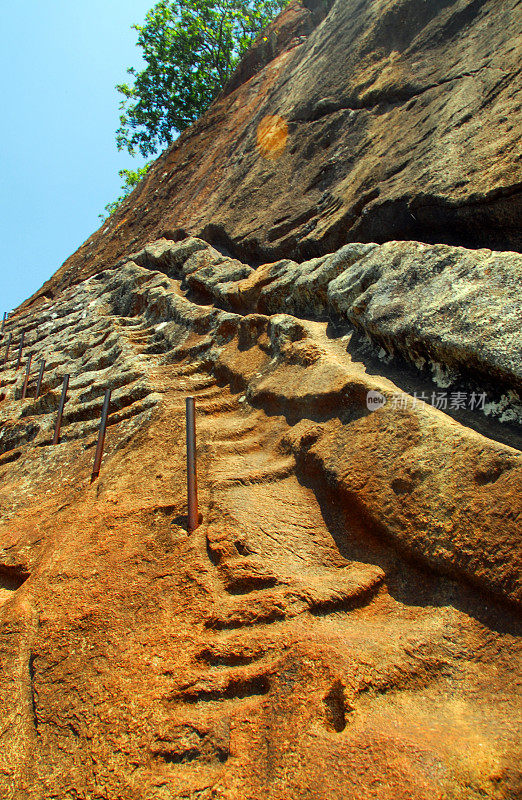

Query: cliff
left=1, top=1, right=521, bottom=798
left=23, top=0, right=522, bottom=307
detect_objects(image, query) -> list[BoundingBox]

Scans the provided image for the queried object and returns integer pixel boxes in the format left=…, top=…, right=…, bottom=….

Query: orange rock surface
left=1, top=0, right=521, bottom=796
left=1, top=238, right=520, bottom=798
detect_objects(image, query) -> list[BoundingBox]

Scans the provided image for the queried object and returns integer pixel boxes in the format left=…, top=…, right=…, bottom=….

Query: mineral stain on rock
left=256, top=115, right=289, bottom=159
left=0, top=0, right=521, bottom=798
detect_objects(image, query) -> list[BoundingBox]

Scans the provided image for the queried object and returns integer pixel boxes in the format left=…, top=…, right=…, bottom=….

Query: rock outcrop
left=1, top=0, right=521, bottom=798
left=23, top=0, right=522, bottom=308
left=1, top=236, right=521, bottom=798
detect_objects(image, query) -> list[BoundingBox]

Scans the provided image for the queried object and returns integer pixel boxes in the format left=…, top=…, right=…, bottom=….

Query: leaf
left=114, top=0, right=288, bottom=157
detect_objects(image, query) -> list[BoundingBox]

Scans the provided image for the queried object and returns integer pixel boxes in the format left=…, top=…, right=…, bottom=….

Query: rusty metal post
left=35, top=359, right=45, bottom=399
left=16, top=332, right=24, bottom=370
left=53, top=374, right=69, bottom=445
left=91, top=389, right=111, bottom=482
left=21, top=354, right=32, bottom=400
left=3, top=333, right=12, bottom=365
left=186, top=396, right=199, bottom=532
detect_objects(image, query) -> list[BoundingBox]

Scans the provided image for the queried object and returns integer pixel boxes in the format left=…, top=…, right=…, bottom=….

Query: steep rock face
left=0, top=238, right=521, bottom=799
left=24, top=0, right=522, bottom=307
left=2, top=0, right=521, bottom=796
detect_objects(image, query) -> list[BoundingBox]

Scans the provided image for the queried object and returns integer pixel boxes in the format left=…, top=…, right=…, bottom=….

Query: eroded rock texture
left=2, top=0, right=521, bottom=796
left=1, top=237, right=521, bottom=799
left=23, top=0, right=522, bottom=308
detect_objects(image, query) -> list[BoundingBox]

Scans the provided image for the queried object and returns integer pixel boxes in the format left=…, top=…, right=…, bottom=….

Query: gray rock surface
left=124, top=236, right=522, bottom=424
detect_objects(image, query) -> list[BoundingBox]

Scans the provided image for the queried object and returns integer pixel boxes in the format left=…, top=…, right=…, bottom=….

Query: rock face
left=23, top=0, right=522, bottom=308
left=1, top=0, right=521, bottom=797
left=1, top=236, right=521, bottom=799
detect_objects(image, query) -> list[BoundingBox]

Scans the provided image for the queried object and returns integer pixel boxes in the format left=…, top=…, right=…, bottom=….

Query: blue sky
left=0, top=0, right=156, bottom=313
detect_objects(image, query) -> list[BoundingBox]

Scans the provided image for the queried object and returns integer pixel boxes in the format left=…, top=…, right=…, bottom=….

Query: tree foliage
left=116, top=0, right=287, bottom=158
left=99, top=162, right=153, bottom=220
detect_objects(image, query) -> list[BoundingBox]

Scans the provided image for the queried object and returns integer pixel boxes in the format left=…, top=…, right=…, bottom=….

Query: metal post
left=53, top=374, right=69, bottom=445
left=35, top=360, right=45, bottom=399
left=91, top=389, right=111, bottom=482
left=21, top=354, right=32, bottom=400
left=3, top=333, right=12, bottom=365
left=16, top=332, right=24, bottom=370
left=1, top=312, right=6, bottom=332
left=186, top=396, right=199, bottom=532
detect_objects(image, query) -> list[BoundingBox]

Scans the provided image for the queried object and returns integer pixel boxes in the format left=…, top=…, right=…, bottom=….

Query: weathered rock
left=327, top=242, right=522, bottom=397
left=1, top=0, right=521, bottom=795
left=1, top=237, right=521, bottom=798
left=112, top=235, right=522, bottom=427
left=21, top=0, right=522, bottom=309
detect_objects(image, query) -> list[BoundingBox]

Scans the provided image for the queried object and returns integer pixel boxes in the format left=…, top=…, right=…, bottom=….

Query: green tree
left=116, top=0, right=287, bottom=158
left=99, top=162, right=153, bottom=220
